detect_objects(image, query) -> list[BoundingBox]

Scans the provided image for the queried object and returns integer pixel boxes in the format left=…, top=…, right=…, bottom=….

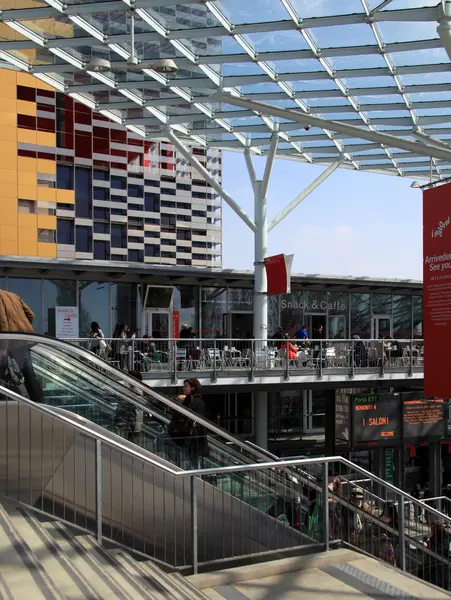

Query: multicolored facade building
left=0, top=67, right=222, bottom=266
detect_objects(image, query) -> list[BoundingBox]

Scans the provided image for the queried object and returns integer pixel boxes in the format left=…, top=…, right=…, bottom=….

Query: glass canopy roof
left=1, top=0, right=451, bottom=178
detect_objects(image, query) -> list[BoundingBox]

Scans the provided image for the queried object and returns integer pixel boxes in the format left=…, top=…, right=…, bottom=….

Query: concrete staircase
left=0, top=497, right=208, bottom=599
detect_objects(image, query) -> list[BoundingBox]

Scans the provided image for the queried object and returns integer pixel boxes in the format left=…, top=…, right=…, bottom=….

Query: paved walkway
left=203, top=556, right=451, bottom=600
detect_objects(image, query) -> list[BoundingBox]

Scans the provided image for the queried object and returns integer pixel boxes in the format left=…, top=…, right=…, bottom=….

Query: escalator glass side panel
left=1, top=335, right=302, bottom=527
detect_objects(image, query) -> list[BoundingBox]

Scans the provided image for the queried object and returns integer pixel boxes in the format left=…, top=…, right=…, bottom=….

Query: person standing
left=114, top=370, right=144, bottom=444
left=0, top=290, right=44, bottom=403
left=89, top=321, right=106, bottom=357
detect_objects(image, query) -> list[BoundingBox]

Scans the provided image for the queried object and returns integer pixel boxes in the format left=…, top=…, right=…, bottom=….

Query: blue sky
left=221, top=151, right=423, bottom=281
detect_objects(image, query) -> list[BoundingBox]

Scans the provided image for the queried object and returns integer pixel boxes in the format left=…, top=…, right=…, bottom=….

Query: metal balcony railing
left=64, top=337, right=424, bottom=382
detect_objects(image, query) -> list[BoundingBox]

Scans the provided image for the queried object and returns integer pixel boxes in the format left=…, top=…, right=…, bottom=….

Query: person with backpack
left=0, top=290, right=45, bottom=403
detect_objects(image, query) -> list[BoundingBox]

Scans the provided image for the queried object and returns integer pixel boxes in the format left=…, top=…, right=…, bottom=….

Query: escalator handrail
left=0, top=383, right=182, bottom=475
left=32, top=343, right=282, bottom=478
left=1, top=333, right=275, bottom=464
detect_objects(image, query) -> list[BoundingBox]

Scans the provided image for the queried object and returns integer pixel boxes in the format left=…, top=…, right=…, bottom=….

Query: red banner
left=423, top=182, right=451, bottom=396
left=264, top=254, right=294, bottom=296
left=172, top=310, right=180, bottom=339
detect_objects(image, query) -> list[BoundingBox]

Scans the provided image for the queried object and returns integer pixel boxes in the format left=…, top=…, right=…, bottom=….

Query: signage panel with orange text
left=351, top=394, right=401, bottom=448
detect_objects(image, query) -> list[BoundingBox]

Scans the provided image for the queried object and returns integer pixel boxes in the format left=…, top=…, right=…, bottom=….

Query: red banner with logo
left=264, top=254, right=294, bottom=296
left=423, top=182, right=451, bottom=396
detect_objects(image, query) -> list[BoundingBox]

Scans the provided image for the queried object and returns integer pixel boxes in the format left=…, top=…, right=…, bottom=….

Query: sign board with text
left=402, top=396, right=447, bottom=443
left=423, top=182, right=451, bottom=396
left=55, top=306, right=79, bottom=339
left=351, top=394, right=401, bottom=448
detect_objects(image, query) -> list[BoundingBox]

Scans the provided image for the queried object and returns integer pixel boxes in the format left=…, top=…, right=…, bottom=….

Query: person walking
left=0, top=290, right=44, bottom=403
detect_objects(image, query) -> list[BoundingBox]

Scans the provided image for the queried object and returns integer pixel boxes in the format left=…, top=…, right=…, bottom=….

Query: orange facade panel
left=37, top=159, right=56, bottom=175
left=38, top=214, right=56, bottom=230
left=18, top=240, right=38, bottom=257
left=56, top=189, right=75, bottom=204
left=37, top=242, right=57, bottom=258
left=18, top=212, right=38, bottom=229
left=17, top=185, right=37, bottom=201
left=37, top=187, right=56, bottom=202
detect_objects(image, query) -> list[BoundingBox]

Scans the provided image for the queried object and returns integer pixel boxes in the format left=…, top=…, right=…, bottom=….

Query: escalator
left=0, top=334, right=309, bottom=548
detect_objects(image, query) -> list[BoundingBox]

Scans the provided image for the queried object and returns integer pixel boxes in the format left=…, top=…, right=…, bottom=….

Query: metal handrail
left=0, top=333, right=278, bottom=464
left=3, top=382, right=451, bottom=578
left=1, top=380, right=449, bottom=529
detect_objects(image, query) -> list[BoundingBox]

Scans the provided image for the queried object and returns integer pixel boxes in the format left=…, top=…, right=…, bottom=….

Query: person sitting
left=280, top=334, right=298, bottom=360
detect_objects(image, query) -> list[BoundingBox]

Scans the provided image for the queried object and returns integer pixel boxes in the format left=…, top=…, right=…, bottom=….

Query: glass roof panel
left=377, top=20, right=439, bottom=44
left=311, top=23, right=376, bottom=48
left=290, top=0, right=363, bottom=17
left=391, top=48, right=449, bottom=66
left=2, top=0, right=451, bottom=178
left=218, top=0, right=289, bottom=24
left=245, top=30, right=310, bottom=53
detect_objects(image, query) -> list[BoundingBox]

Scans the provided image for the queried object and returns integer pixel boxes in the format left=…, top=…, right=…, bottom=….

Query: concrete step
left=193, top=551, right=451, bottom=600
left=0, top=500, right=66, bottom=600
left=39, top=519, right=159, bottom=599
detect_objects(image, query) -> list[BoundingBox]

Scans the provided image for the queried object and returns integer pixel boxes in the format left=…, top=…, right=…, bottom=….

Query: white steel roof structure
left=3, top=0, right=451, bottom=179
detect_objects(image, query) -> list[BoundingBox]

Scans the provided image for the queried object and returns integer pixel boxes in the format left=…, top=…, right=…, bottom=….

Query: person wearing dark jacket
left=114, top=370, right=144, bottom=444
left=167, top=378, right=208, bottom=466
left=0, top=290, right=44, bottom=403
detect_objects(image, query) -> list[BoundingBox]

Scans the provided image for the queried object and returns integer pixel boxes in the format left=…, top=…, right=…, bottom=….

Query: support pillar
left=253, top=180, right=268, bottom=346
left=253, top=179, right=269, bottom=449
left=429, top=441, right=442, bottom=498
left=255, top=391, right=268, bottom=449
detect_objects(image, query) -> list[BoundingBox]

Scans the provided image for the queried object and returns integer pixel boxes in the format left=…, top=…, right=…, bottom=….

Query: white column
left=253, top=179, right=269, bottom=449
left=253, top=180, right=268, bottom=345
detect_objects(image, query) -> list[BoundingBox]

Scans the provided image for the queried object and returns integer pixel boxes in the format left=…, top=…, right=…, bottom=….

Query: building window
left=192, top=210, right=207, bottom=217
left=161, top=251, right=176, bottom=259
left=93, top=169, right=109, bottom=181
left=145, top=231, right=159, bottom=239
left=128, top=249, right=143, bottom=262
left=161, top=187, right=176, bottom=196
left=94, top=240, right=109, bottom=261
left=94, top=187, right=109, bottom=201
left=38, top=229, right=56, bottom=243
left=94, top=222, right=109, bottom=234
left=162, top=238, right=176, bottom=246
left=145, top=244, right=160, bottom=257
left=177, top=258, right=191, bottom=265
left=111, top=254, right=128, bottom=262
left=145, top=193, right=160, bottom=212
left=8, top=278, right=43, bottom=333
left=76, top=225, right=92, bottom=253
left=128, top=184, right=143, bottom=197
left=57, top=165, right=74, bottom=190
left=111, top=175, right=127, bottom=190
left=111, top=224, right=127, bottom=248
left=94, top=207, right=109, bottom=220
left=161, top=215, right=176, bottom=227
left=75, top=167, right=92, bottom=218
left=18, top=200, right=35, bottom=214
left=177, top=230, right=191, bottom=241
left=79, top=281, right=109, bottom=336
left=57, top=219, right=74, bottom=245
